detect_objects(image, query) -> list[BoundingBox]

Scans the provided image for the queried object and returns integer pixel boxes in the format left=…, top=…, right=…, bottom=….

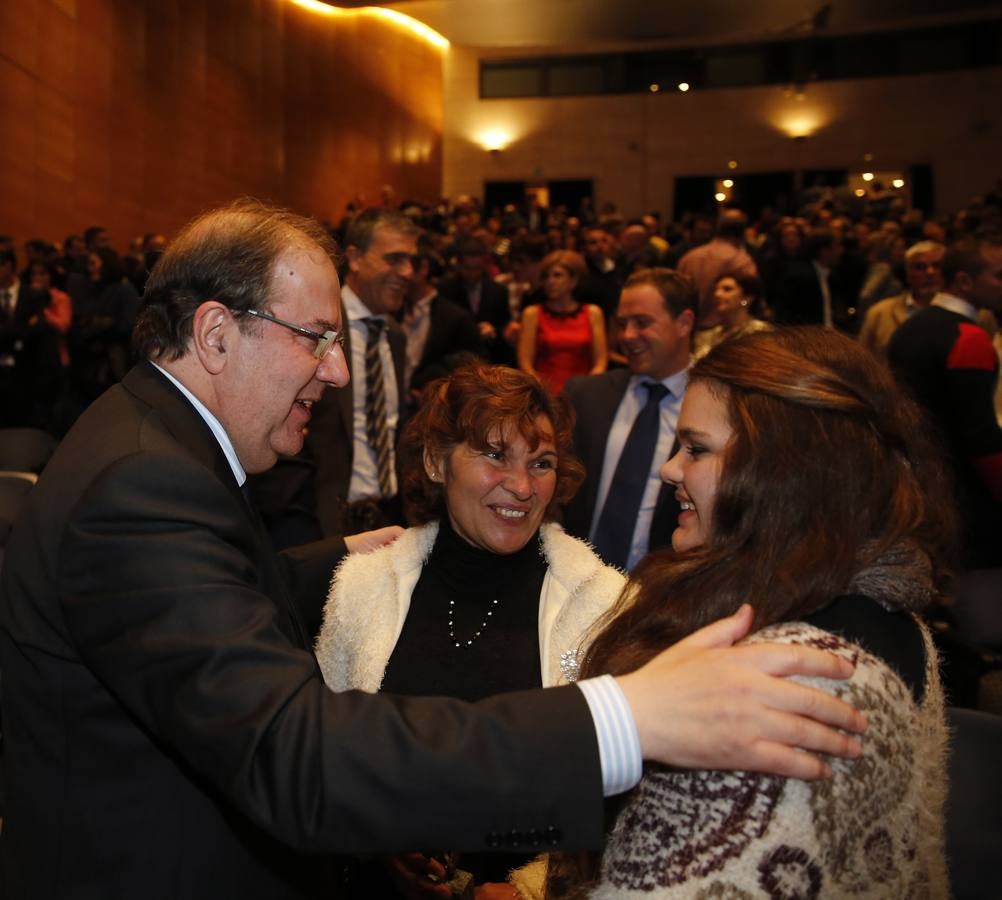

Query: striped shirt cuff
left=577, top=675, right=642, bottom=796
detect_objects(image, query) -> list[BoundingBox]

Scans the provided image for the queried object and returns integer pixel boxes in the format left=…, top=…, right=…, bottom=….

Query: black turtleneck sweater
left=381, top=517, right=548, bottom=701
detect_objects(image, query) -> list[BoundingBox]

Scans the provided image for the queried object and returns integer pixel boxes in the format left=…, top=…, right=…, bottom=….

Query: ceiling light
left=649, top=83, right=660, bottom=93
left=722, top=179, right=733, bottom=188
left=892, top=178, right=905, bottom=188
left=714, top=192, right=726, bottom=202
left=727, top=160, right=738, bottom=170
left=862, top=172, right=874, bottom=182
left=678, top=82, right=690, bottom=92
left=855, top=188, right=866, bottom=197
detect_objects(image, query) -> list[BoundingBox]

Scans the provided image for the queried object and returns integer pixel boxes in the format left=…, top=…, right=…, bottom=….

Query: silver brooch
left=560, top=649, right=581, bottom=682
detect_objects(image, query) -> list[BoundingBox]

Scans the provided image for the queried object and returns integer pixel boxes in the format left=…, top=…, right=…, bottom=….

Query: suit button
left=545, top=825, right=562, bottom=846
left=525, top=828, right=541, bottom=847
left=485, top=830, right=503, bottom=849
left=507, top=829, right=523, bottom=848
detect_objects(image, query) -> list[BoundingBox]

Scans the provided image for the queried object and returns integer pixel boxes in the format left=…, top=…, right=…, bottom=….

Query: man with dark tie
left=563, top=268, right=695, bottom=570
left=303, top=208, right=415, bottom=536
left=0, top=203, right=866, bottom=899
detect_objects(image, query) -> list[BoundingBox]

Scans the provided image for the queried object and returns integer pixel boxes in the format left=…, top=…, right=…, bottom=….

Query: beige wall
left=444, top=45, right=1002, bottom=218
left=2, top=0, right=444, bottom=246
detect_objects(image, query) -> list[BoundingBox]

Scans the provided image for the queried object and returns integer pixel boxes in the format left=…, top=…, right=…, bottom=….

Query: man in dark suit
left=773, top=227, right=850, bottom=330
left=401, top=245, right=483, bottom=406
left=0, top=248, right=50, bottom=427
left=306, top=208, right=413, bottom=535
left=438, top=236, right=514, bottom=365
left=564, top=268, right=695, bottom=570
left=0, top=201, right=866, bottom=900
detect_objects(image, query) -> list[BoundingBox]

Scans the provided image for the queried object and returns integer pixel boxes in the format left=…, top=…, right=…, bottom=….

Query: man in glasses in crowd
left=0, top=200, right=866, bottom=900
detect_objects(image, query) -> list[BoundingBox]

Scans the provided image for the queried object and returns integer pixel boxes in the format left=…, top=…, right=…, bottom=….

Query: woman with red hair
left=315, top=361, right=624, bottom=896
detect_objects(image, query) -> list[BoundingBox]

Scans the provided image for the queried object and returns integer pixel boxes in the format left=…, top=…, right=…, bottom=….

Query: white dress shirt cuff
left=576, top=675, right=642, bottom=796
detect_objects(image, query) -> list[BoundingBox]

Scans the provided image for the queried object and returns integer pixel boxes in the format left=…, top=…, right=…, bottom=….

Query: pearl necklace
left=448, top=596, right=500, bottom=648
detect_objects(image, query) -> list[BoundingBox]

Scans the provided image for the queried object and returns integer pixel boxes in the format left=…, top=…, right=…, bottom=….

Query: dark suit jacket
left=562, top=369, right=681, bottom=561
left=408, top=293, right=484, bottom=395
left=0, top=362, right=602, bottom=899
left=0, top=285, right=53, bottom=425
left=773, top=261, right=855, bottom=331
left=438, top=275, right=514, bottom=365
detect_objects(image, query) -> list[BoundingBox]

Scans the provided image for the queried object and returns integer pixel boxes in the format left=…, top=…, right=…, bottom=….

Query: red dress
left=533, top=304, right=593, bottom=395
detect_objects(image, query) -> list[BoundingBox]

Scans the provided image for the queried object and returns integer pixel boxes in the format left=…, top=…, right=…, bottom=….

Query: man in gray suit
left=564, top=268, right=695, bottom=570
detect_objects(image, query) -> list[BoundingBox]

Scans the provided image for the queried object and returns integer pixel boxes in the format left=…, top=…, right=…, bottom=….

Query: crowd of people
left=1, top=178, right=1001, bottom=898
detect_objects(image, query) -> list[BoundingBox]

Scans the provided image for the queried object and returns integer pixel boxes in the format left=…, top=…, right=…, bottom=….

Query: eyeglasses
left=243, top=308, right=345, bottom=359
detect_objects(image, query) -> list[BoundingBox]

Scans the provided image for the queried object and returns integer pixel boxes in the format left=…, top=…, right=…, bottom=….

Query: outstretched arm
left=616, top=604, right=866, bottom=779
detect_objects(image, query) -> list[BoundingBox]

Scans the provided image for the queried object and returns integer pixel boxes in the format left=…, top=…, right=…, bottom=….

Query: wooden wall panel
left=0, top=0, right=444, bottom=249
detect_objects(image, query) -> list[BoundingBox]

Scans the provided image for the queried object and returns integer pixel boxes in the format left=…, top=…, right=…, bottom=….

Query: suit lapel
left=582, top=370, right=632, bottom=520
left=122, top=363, right=311, bottom=649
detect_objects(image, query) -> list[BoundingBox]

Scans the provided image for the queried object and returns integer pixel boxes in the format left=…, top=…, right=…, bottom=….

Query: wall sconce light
left=479, top=129, right=511, bottom=153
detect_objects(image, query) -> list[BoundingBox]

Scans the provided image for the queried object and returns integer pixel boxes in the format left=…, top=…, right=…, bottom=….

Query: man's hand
left=344, top=526, right=404, bottom=555
left=616, top=604, right=866, bottom=780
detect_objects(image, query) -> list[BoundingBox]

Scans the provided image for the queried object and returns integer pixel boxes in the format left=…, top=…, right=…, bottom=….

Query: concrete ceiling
left=334, top=0, right=1001, bottom=49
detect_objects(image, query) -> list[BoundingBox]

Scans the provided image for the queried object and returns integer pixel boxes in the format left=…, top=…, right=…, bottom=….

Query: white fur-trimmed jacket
left=315, top=521, right=626, bottom=692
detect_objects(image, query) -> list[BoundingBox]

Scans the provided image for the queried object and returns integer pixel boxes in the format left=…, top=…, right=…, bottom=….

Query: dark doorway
left=484, top=179, right=594, bottom=219
left=484, top=180, right=527, bottom=217
left=548, top=179, right=594, bottom=216
left=673, top=176, right=717, bottom=221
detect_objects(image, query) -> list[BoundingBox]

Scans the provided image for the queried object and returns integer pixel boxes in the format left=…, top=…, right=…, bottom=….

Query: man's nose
left=316, top=344, right=349, bottom=388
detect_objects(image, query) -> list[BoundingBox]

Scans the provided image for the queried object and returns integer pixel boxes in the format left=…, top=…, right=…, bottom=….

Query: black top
left=376, top=519, right=550, bottom=889
left=805, top=593, right=927, bottom=703
left=382, top=517, right=547, bottom=701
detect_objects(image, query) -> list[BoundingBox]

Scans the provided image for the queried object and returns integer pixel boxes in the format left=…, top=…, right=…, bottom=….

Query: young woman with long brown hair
left=510, top=326, right=953, bottom=899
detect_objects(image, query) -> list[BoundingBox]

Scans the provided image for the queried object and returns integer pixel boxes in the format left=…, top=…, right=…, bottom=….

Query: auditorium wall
left=1, top=0, right=443, bottom=244
left=443, top=45, right=1002, bottom=219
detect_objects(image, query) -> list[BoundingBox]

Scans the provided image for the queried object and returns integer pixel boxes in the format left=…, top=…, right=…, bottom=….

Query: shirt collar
left=932, top=292, right=978, bottom=322
left=630, top=365, right=690, bottom=399
left=342, top=283, right=379, bottom=322
left=151, top=363, right=247, bottom=487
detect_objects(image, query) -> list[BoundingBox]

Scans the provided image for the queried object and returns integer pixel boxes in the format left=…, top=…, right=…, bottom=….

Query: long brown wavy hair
left=581, top=326, right=956, bottom=679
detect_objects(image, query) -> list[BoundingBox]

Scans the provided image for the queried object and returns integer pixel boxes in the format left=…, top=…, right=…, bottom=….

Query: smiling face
left=221, top=245, right=348, bottom=473
left=659, top=381, right=733, bottom=552
left=430, top=417, right=558, bottom=555
left=616, top=283, right=693, bottom=380
left=347, top=226, right=417, bottom=315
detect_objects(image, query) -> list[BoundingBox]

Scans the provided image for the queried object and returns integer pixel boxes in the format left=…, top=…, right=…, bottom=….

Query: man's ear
left=190, top=301, right=234, bottom=375
left=676, top=307, right=696, bottom=337
left=345, top=244, right=362, bottom=275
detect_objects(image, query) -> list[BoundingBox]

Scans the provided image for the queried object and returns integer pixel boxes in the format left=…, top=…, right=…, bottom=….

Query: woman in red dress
left=517, top=250, right=607, bottom=395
